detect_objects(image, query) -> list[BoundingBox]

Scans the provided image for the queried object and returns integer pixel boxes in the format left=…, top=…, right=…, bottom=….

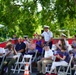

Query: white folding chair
left=18, top=55, right=32, bottom=73
left=11, top=53, right=21, bottom=73
left=73, top=65, right=76, bottom=75
left=0, top=54, right=6, bottom=70
left=0, top=48, right=5, bottom=69
left=58, top=55, right=73, bottom=75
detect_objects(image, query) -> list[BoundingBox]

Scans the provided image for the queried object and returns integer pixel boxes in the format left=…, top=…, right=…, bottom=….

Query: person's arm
left=13, top=49, right=17, bottom=55
left=0, top=53, right=4, bottom=56
left=59, top=56, right=66, bottom=60
left=25, top=43, right=28, bottom=51
left=56, top=54, right=66, bottom=60
left=17, top=49, right=24, bottom=53
left=36, top=43, right=42, bottom=48
left=55, top=43, right=61, bottom=50
left=42, top=56, right=53, bottom=60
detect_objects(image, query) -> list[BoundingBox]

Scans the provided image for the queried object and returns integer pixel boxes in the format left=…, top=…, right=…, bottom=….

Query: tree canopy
left=0, top=0, right=76, bottom=40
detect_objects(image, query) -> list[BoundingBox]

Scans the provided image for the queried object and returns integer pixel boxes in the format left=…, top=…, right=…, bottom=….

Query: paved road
left=3, top=67, right=37, bottom=75
left=12, top=72, right=36, bottom=75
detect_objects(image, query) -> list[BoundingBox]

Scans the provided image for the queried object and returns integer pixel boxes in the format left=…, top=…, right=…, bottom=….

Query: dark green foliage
left=0, top=0, right=76, bottom=39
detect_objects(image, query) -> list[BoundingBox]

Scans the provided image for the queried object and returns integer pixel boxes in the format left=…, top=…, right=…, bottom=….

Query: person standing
left=41, top=25, right=53, bottom=49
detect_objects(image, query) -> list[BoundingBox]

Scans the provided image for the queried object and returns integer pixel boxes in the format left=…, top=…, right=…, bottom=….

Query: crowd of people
left=0, top=25, right=76, bottom=75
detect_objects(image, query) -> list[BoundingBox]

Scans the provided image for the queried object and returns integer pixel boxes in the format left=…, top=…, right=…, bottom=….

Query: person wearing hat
left=55, top=33, right=69, bottom=51
left=41, top=25, right=53, bottom=49
left=0, top=43, right=17, bottom=75
left=37, top=44, right=53, bottom=75
left=24, top=35, right=29, bottom=45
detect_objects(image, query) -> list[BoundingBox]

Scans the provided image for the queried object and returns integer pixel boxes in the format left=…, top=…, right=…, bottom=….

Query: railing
left=0, top=38, right=74, bottom=48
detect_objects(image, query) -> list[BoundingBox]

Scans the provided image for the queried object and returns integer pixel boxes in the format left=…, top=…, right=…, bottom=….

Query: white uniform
left=41, top=30, right=53, bottom=42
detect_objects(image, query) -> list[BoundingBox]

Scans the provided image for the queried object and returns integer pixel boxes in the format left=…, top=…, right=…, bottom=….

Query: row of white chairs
left=11, top=50, right=38, bottom=73
left=11, top=54, right=32, bottom=73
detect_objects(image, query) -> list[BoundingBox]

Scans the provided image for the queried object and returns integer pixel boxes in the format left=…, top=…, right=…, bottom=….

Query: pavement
left=3, top=67, right=37, bottom=75
left=11, top=72, right=36, bottom=75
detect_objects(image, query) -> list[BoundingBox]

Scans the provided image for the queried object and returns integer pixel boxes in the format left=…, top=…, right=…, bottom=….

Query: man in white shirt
left=41, top=25, right=53, bottom=49
left=37, top=45, right=53, bottom=75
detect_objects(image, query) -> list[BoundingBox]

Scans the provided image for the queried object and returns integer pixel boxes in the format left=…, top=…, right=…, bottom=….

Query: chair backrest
left=22, top=55, right=32, bottom=64
left=13, top=53, right=21, bottom=63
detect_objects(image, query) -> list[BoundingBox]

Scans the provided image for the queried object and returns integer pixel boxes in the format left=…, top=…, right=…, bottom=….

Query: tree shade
left=0, top=0, right=76, bottom=39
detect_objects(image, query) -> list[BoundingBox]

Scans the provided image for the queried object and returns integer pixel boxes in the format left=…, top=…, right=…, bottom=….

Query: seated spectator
left=55, top=38, right=67, bottom=51
left=15, top=37, right=26, bottom=55
left=55, top=33, right=69, bottom=51
left=12, top=34, right=17, bottom=40
left=69, top=49, right=76, bottom=69
left=27, top=38, right=36, bottom=57
left=46, top=46, right=70, bottom=75
left=36, top=35, right=43, bottom=54
left=0, top=43, right=17, bottom=75
left=71, top=35, right=76, bottom=50
left=37, top=45, right=53, bottom=75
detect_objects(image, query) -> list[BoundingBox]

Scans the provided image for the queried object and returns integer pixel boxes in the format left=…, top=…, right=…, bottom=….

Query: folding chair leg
left=13, top=64, right=19, bottom=73
left=30, top=64, right=32, bottom=73
left=18, top=64, right=23, bottom=73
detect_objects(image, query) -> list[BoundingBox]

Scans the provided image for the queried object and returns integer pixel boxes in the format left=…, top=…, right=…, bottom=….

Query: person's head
left=61, top=46, right=66, bottom=52
left=69, top=50, right=73, bottom=55
left=29, top=38, right=33, bottom=43
left=37, top=35, right=41, bottom=40
left=7, top=38, right=12, bottom=43
left=44, top=44, right=50, bottom=51
left=18, top=37, right=23, bottom=43
left=44, top=25, right=49, bottom=32
left=74, top=35, right=76, bottom=40
left=13, top=34, right=17, bottom=38
left=24, top=35, right=28, bottom=41
left=61, top=33, right=66, bottom=39
left=6, top=43, right=12, bottom=50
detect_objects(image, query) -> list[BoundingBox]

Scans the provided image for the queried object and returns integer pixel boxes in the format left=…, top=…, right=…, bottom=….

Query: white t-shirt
left=44, top=49, right=53, bottom=58
left=41, top=30, right=53, bottom=42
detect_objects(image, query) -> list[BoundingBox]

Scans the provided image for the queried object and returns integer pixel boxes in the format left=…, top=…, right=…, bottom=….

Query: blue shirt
left=36, top=40, right=42, bottom=53
left=15, top=42, right=26, bottom=55
left=57, top=51, right=70, bottom=63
